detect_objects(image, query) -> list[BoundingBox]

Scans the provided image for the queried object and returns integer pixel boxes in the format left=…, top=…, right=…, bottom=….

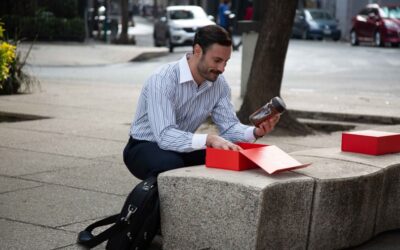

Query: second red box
left=342, top=130, right=400, bottom=155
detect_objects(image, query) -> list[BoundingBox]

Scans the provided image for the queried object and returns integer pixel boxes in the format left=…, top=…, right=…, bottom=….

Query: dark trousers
left=123, top=137, right=206, bottom=180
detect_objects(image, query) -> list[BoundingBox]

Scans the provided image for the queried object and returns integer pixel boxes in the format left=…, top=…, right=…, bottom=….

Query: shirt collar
left=178, top=53, right=194, bottom=84
left=178, top=53, right=214, bottom=87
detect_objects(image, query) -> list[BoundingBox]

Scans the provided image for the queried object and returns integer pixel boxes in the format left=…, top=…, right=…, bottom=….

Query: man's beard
left=197, top=56, right=222, bottom=82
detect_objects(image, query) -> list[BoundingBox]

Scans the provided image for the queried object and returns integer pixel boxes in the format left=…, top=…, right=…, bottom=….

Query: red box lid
left=343, top=130, right=399, bottom=137
left=206, top=143, right=310, bottom=174
left=240, top=145, right=311, bottom=174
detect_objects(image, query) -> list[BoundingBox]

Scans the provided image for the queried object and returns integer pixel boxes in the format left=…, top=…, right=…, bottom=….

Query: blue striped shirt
left=129, top=54, right=256, bottom=152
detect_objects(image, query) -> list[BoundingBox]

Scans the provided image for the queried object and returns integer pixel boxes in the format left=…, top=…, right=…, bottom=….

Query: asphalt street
left=24, top=14, right=400, bottom=109
left=24, top=39, right=400, bottom=122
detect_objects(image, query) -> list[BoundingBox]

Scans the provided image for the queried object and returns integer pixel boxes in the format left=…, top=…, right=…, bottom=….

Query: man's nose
left=217, top=63, right=225, bottom=73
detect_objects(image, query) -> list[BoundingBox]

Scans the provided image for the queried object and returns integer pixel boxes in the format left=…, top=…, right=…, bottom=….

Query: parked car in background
left=350, top=4, right=400, bottom=47
left=292, top=9, right=341, bottom=41
left=153, top=5, right=215, bottom=52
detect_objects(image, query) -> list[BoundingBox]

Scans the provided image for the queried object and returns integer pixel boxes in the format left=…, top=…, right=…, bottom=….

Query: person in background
left=217, top=0, right=230, bottom=30
left=244, top=2, right=254, bottom=20
left=123, top=25, right=280, bottom=180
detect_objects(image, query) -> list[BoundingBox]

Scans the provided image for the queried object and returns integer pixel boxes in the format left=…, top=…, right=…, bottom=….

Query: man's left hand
left=254, top=114, right=280, bottom=138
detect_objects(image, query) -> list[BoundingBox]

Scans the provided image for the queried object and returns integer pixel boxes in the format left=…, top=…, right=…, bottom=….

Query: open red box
left=206, top=142, right=310, bottom=174
left=342, top=130, right=400, bottom=155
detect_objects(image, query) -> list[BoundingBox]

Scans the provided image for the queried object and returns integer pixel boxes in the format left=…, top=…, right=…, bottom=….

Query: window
left=359, top=8, right=369, bottom=16
left=309, top=10, right=332, bottom=20
left=380, top=6, right=400, bottom=18
left=295, top=10, right=305, bottom=20
left=169, top=10, right=194, bottom=20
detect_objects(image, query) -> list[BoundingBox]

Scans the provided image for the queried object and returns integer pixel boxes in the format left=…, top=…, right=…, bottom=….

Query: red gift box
left=206, top=142, right=310, bottom=174
left=341, top=130, right=400, bottom=155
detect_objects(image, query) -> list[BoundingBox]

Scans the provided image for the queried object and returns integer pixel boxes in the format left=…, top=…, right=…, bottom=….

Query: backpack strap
left=77, top=214, right=122, bottom=248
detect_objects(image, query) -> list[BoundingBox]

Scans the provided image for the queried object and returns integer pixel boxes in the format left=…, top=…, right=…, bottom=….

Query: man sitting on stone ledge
left=123, top=25, right=280, bottom=180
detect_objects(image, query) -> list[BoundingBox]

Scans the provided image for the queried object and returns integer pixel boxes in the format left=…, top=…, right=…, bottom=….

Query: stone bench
left=158, top=148, right=400, bottom=250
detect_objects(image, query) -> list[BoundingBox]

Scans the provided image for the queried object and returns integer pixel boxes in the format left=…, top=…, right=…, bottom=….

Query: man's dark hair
left=193, top=25, right=232, bottom=53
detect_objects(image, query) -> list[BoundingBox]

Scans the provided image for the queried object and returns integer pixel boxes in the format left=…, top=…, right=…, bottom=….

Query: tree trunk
left=118, top=0, right=130, bottom=43
left=237, top=0, right=313, bottom=136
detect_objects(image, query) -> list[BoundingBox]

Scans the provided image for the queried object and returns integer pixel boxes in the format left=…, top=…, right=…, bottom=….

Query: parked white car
left=153, top=5, right=215, bottom=52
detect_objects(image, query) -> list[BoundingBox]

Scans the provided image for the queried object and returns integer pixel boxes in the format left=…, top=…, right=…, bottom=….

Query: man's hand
left=254, top=114, right=280, bottom=138
left=206, top=134, right=243, bottom=151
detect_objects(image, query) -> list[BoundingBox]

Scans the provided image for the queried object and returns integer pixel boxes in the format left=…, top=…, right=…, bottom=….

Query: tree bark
left=237, top=0, right=313, bottom=136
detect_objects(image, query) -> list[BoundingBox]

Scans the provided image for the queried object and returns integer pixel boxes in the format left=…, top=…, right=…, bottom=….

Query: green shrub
left=0, top=0, right=38, bottom=17
left=0, top=41, right=16, bottom=82
left=0, top=24, right=16, bottom=86
left=0, top=22, right=38, bottom=95
left=1, top=0, right=79, bottom=18
left=2, top=0, right=84, bottom=42
left=63, top=17, right=86, bottom=41
left=46, top=0, right=79, bottom=18
left=2, top=14, right=85, bottom=41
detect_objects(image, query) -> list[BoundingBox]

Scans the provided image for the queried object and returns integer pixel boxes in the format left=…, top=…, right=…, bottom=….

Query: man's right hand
left=206, top=134, right=243, bottom=151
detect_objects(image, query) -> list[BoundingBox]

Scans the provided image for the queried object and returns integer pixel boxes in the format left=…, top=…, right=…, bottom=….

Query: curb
left=130, top=51, right=169, bottom=62
left=290, top=109, right=400, bottom=125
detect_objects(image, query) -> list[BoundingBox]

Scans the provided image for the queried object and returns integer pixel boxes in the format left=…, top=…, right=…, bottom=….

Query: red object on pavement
left=342, top=130, right=400, bottom=155
left=206, top=142, right=310, bottom=174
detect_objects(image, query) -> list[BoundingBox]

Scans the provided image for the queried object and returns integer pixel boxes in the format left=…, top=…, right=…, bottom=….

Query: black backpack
left=77, top=176, right=160, bottom=250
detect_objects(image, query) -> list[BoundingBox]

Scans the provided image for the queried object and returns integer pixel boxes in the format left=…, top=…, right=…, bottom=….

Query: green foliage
left=46, top=0, right=79, bottom=18
left=0, top=23, right=16, bottom=83
left=0, top=0, right=38, bottom=17
left=0, top=22, right=38, bottom=95
left=0, top=41, right=16, bottom=82
left=64, top=17, right=86, bottom=41
left=1, top=0, right=85, bottom=42
left=1, top=0, right=80, bottom=18
left=2, top=15, right=85, bottom=41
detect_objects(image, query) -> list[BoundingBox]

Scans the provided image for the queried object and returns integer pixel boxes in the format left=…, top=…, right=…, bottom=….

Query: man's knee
left=149, top=152, right=185, bottom=172
left=123, top=139, right=189, bottom=178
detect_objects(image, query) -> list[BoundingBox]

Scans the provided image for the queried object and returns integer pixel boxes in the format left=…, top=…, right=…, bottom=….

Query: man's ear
left=193, top=44, right=202, bottom=57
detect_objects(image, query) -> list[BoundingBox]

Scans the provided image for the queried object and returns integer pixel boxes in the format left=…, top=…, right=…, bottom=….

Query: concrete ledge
left=293, top=149, right=400, bottom=232
left=158, top=149, right=400, bottom=250
left=293, top=156, right=384, bottom=249
left=158, top=167, right=314, bottom=250
left=376, top=163, right=400, bottom=234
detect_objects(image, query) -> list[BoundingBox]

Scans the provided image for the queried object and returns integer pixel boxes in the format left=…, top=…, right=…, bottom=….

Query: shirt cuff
left=245, top=126, right=257, bottom=141
left=192, top=134, right=208, bottom=149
